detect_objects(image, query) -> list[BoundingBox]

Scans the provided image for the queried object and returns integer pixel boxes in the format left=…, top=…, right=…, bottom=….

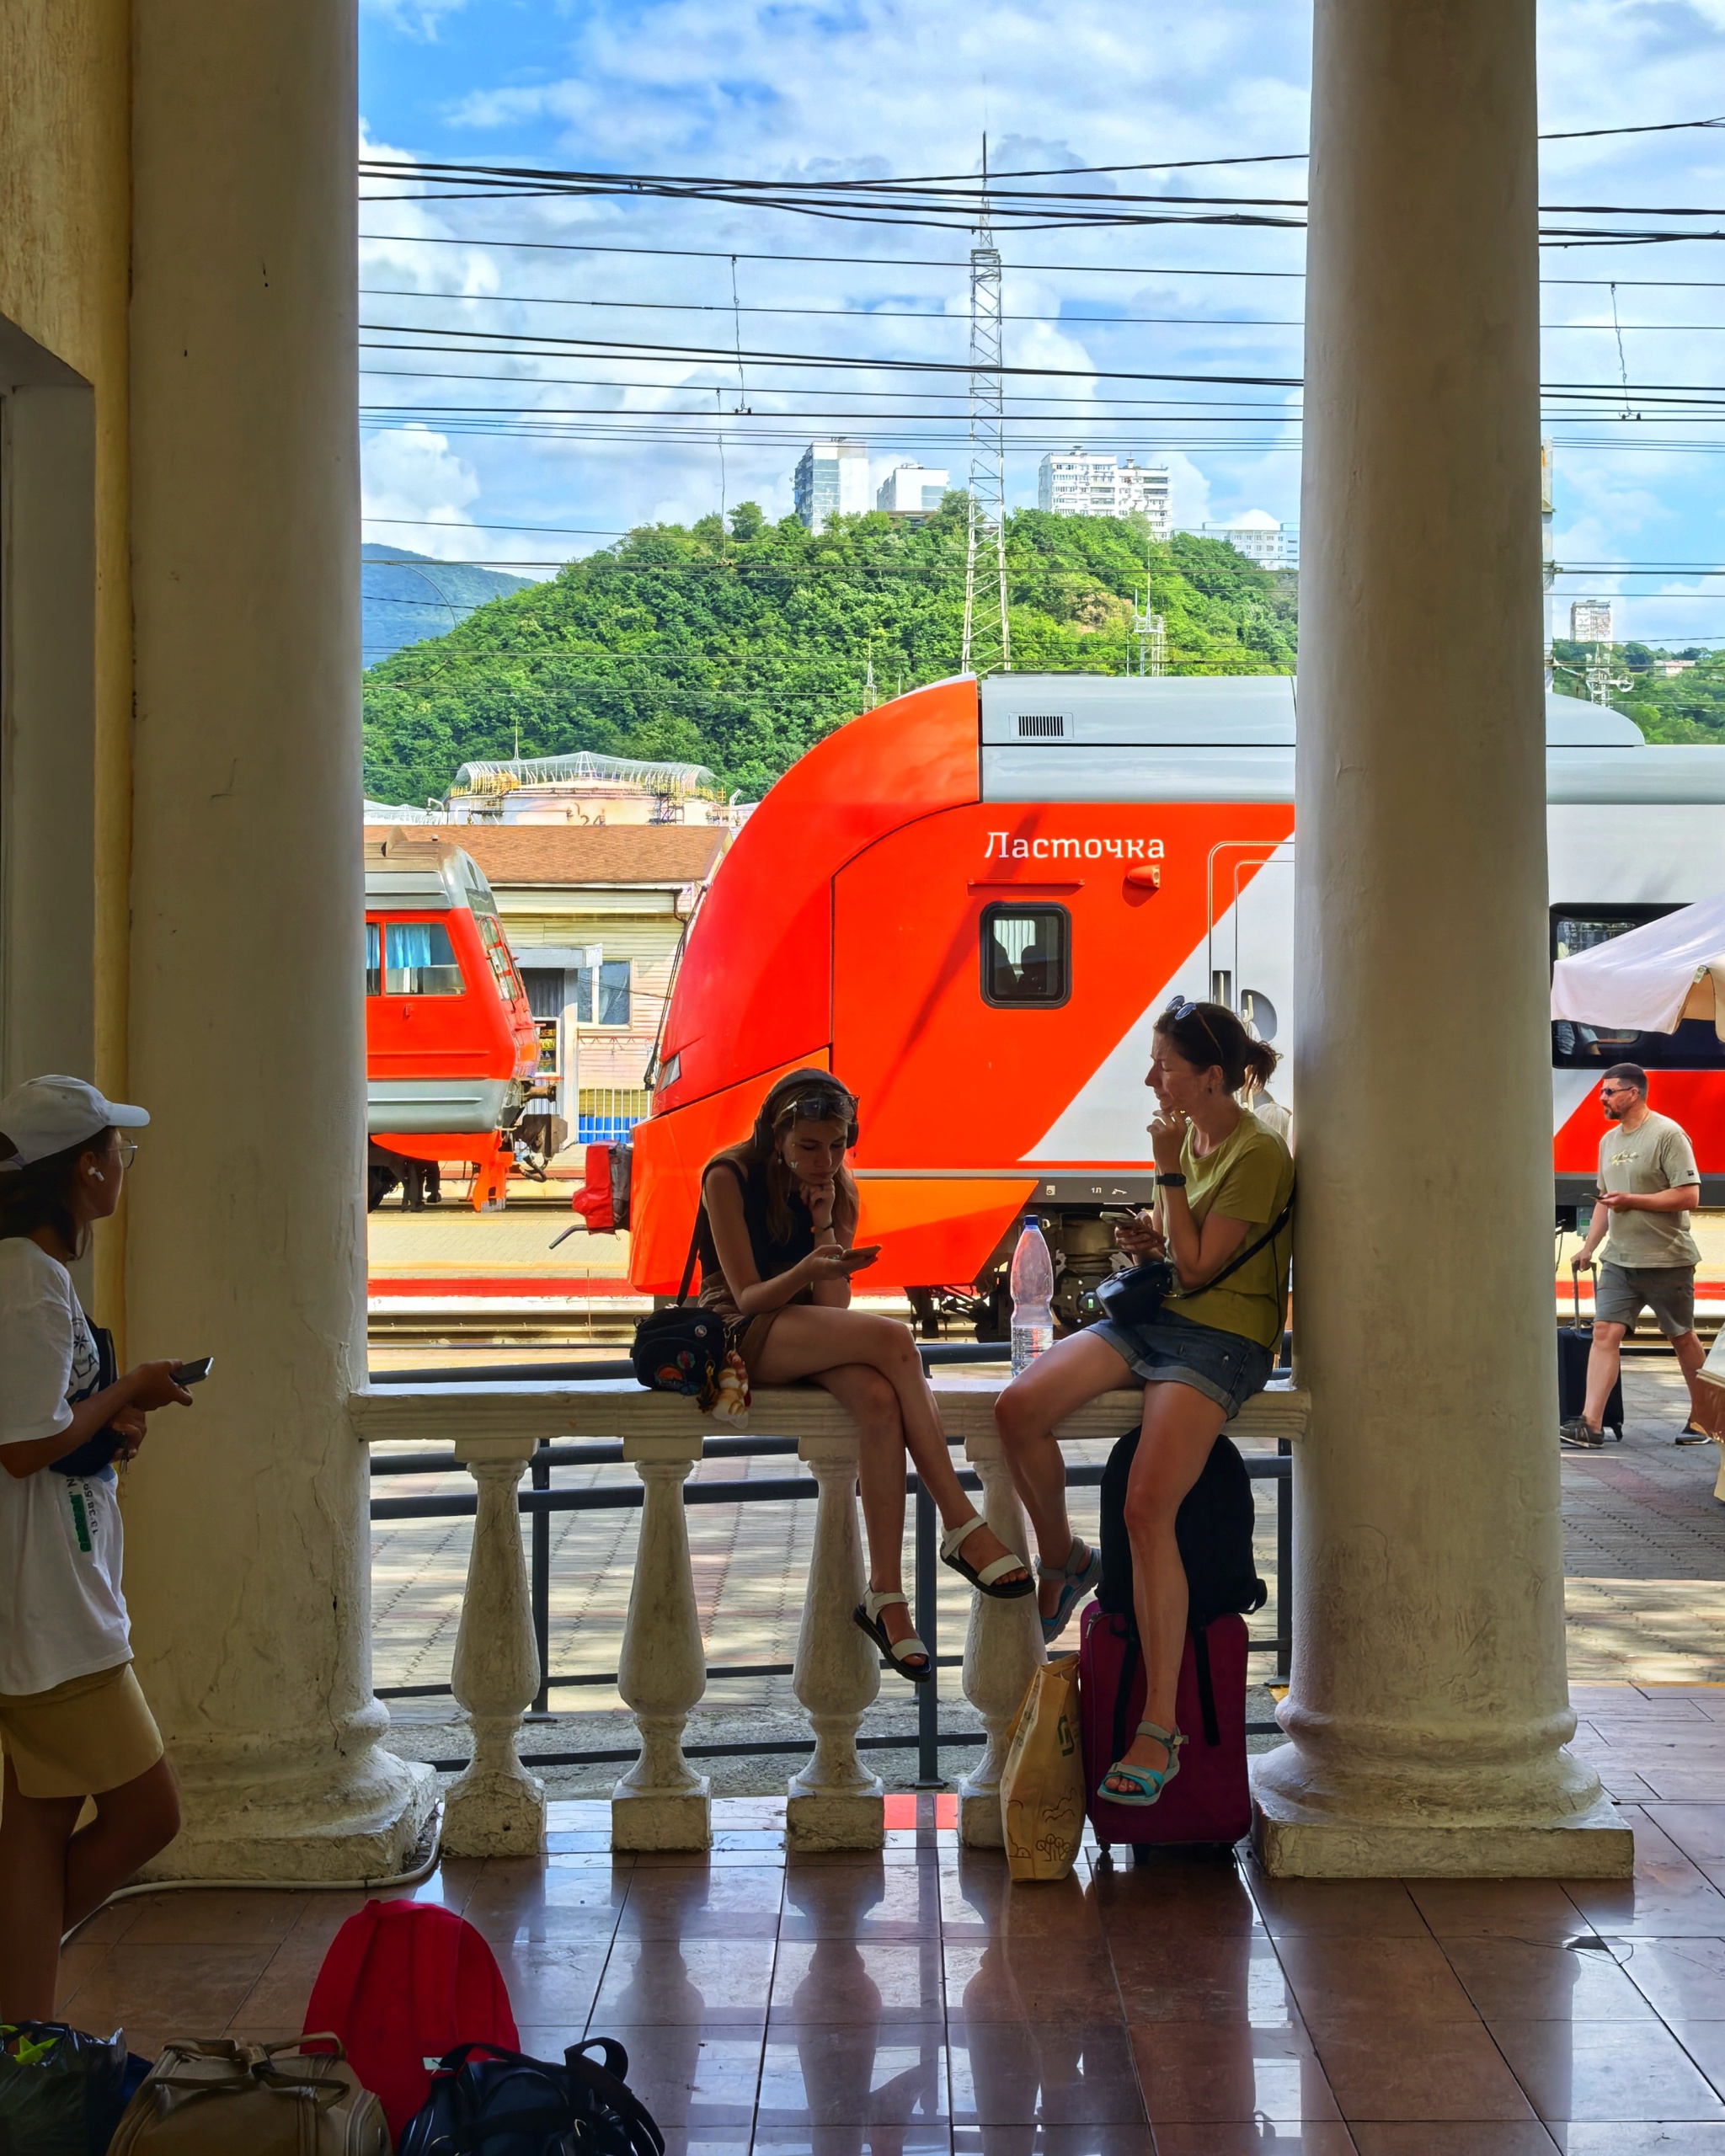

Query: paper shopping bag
left=999, top=1652, right=1085, bottom=1882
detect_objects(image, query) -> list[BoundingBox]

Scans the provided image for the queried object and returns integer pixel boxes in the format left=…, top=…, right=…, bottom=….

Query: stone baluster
left=788, top=1431, right=884, bottom=1850
left=612, top=1433, right=711, bottom=1852
left=442, top=1437, right=547, bottom=1857
left=958, top=1425, right=1045, bottom=1847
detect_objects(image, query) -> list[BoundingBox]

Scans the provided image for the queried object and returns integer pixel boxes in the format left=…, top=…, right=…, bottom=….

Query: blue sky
left=358, top=0, right=1725, bottom=648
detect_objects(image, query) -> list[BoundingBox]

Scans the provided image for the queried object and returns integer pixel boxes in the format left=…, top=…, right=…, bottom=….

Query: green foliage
left=1551, top=639, right=1725, bottom=746
left=362, top=498, right=1298, bottom=805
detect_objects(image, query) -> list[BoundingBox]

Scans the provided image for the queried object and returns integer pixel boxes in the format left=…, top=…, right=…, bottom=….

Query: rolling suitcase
left=1078, top=1602, right=1252, bottom=1854
left=1558, top=1262, right=1624, bottom=1439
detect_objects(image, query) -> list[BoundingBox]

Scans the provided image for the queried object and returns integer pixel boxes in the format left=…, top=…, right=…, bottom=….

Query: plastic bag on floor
left=999, top=1652, right=1085, bottom=1881
left=0, top=2022, right=133, bottom=2156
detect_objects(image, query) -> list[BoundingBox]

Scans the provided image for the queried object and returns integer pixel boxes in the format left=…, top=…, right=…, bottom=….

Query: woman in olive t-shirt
left=996, top=1000, right=1294, bottom=1812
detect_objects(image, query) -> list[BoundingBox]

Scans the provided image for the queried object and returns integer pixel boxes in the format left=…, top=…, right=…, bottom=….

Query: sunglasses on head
left=787, top=1092, right=856, bottom=1126
left=1163, top=999, right=1226, bottom=1059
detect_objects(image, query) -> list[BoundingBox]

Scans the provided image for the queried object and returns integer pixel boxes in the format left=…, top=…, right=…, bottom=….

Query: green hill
left=1551, top=639, right=1725, bottom=743
left=361, top=496, right=1297, bottom=804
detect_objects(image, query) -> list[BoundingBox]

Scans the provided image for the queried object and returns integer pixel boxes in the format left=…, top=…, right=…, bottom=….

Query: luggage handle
left=1571, top=1257, right=1598, bottom=1328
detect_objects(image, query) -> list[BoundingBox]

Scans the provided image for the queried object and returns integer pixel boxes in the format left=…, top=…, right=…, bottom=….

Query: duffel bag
left=398, top=2039, right=664, bottom=2156
left=107, top=2036, right=387, bottom=2156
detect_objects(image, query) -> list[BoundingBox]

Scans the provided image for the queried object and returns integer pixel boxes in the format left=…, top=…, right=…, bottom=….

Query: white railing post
left=958, top=1425, right=1044, bottom=1848
left=612, top=1433, right=711, bottom=1852
left=788, top=1430, right=884, bottom=1850
left=442, top=1437, right=547, bottom=1857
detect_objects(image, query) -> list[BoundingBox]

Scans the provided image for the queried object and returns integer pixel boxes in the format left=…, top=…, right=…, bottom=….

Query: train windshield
left=382, top=921, right=463, bottom=996
left=1551, top=905, right=1725, bottom=1070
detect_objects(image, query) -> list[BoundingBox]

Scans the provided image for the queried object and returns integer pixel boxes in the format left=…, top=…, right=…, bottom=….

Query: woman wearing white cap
left=0, top=1075, right=193, bottom=2020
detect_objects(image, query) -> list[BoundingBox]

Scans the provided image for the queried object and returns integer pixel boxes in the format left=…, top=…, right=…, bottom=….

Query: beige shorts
left=0, top=1661, right=164, bottom=1800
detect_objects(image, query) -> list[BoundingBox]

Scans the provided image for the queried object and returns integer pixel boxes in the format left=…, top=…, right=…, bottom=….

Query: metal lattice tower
left=961, top=143, right=1010, bottom=677
left=1130, top=586, right=1167, bottom=677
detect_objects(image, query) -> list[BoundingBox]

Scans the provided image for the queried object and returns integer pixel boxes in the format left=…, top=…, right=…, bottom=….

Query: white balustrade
left=441, top=1436, right=547, bottom=1857
left=787, top=1429, right=884, bottom=1850
left=612, top=1433, right=711, bottom=1851
left=958, top=1425, right=1045, bottom=1847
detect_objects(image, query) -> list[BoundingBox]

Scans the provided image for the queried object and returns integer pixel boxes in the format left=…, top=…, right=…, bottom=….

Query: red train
left=364, top=827, right=537, bottom=1210
left=621, top=672, right=1725, bottom=1328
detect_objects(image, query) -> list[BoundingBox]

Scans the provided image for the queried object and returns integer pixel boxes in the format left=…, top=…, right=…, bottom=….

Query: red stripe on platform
left=367, top=1277, right=639, bottom=1298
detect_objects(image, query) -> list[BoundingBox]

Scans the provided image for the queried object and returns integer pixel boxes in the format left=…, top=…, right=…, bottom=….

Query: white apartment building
left=793, top=440, right=872, bottom=532
left=1192, top=517, right=1300, bottom=570
left=875, top=461, right=950, bottom=515
left=1571, top=598, right=1615, bottom=643
left=1037, top=448, right=1172, bottom=537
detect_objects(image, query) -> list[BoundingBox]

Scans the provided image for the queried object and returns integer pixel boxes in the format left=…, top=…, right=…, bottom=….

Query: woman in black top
left=702, top=1070, right=1032, bottom=1682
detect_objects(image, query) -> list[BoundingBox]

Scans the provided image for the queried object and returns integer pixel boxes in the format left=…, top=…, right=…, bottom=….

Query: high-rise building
left=793, top=440, right=872, bottom=532
left=1571, top=598, right=1615, bottom=643
left=875, top=461, right=950, bottom=516
left=1192, top=518, right=1300, bottom=570
left=1037, top=449, right=1171, bottom=537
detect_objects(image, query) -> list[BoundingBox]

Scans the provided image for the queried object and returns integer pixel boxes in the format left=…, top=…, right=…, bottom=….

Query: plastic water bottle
left=1009, top=1213, right=1055, bottom=1374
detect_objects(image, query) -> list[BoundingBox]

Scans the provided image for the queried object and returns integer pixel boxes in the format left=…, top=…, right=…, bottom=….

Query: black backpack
left=628, top=1215, right=729, bottom=1399
left=1097, top=1429, right=1267, bottom=1630
left=397, top=2040, right=663, bottom=2156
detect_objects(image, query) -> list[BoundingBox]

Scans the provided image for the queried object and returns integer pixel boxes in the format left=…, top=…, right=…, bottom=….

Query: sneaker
left=1676, top=1424, right=1712, bottom=1446
left=1561, top=1417, right=1605, bottom=1449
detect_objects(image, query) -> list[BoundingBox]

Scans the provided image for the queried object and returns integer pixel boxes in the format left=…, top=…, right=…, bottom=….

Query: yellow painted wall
left=0, top=2, right=132, bottom=1324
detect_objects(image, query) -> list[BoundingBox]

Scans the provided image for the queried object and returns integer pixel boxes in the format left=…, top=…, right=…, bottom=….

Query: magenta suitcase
left=1078, top=1602, right=1252, bottom=1851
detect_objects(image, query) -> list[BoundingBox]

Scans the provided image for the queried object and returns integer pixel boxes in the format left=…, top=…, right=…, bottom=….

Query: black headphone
left=752, top=1068, right=860, bottom=1151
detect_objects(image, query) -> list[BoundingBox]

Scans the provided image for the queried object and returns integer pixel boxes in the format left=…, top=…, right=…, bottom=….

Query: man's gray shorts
left=1595, top=1261, right=1697, bottom=1337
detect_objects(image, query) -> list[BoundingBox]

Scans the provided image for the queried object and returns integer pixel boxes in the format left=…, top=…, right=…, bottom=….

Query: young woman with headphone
left=698, top=1070, right=1032, bottom=1682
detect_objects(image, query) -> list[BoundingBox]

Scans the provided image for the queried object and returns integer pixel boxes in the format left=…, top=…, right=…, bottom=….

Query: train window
left=475, top=912, right=526, bottom=1004
left=383, top=921, right=463, bottom=996
left=365, top=922, right=382, bottom=997
left=1551, top=904, right=1725, bottom=1070
left=981, top=905, right=1070, bottom=1008
left=574, top=960, right=633, bottom=1027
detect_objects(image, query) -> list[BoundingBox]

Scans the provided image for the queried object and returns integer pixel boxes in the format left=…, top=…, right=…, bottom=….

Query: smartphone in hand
left=839, top=1245, right=882, bottom=1273
left=169, top=1357, right=215, bottom=1385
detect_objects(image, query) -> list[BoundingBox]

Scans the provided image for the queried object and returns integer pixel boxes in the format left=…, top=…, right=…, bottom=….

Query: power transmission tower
left=961, top=138, right=1010, bottom=677
left=1130, top=584, right=1167, bottom=675
left=1584, top=640, right=1631, bottom=707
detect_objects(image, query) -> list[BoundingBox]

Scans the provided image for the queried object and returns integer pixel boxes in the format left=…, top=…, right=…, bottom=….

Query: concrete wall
left=0, top=0, right=132, bottom=1328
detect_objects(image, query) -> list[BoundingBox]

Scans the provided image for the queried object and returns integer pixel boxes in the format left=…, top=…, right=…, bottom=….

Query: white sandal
left=852, top=1588, right=933, bottom=1684
left=939, top=1514, right=1033, bottom=1599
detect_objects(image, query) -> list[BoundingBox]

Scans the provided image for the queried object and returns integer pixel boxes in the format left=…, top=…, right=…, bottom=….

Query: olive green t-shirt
left=1156, top=1110, right=1295, bottom=1351
left=1598, top=1110, right=1701, bottom=1269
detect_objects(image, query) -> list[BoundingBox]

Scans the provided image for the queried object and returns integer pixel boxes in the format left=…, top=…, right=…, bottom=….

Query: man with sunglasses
left=1562, top=1063, right=1707, bottom=1449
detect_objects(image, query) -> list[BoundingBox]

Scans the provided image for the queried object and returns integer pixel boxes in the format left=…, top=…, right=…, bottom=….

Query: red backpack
left=302, top=1899, right=519, bottom=2139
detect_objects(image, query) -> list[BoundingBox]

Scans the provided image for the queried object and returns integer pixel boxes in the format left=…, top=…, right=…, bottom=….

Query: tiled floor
left=58, top=1718, right=1725, bottom=2155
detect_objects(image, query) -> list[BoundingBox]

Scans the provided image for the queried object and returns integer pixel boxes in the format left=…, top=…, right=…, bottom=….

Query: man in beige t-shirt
left=1564, top=1063, right=1706, bottom=1448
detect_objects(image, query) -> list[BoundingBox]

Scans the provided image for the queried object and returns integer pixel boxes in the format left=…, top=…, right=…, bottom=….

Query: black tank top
left=696, top=1154, right=816, bottom=1313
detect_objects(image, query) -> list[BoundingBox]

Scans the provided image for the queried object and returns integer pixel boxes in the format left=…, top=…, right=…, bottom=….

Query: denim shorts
left=1088, top=1308, right=1275, bottom=1420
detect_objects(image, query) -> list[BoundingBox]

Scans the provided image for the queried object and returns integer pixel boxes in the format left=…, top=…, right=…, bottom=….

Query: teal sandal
left=1037, top=1537, right=1102, bottom=1644
left=1099, top=1721, right=1185, bottom=1807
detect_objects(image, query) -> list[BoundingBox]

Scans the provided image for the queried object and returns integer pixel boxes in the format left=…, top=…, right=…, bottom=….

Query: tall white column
left=1252, top=0, right=1628, bottom=1876
left=121, top=0, right=433, bottom=1877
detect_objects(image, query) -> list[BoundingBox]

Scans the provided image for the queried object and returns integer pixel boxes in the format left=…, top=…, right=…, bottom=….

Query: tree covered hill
left=1551, top=638, right=1725, bottom=744
left=362, top=497, right=1297, bottom=805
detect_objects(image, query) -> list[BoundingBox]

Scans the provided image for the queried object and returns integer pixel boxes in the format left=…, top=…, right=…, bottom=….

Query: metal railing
left=365, top=1352, right=1292, bottom=1780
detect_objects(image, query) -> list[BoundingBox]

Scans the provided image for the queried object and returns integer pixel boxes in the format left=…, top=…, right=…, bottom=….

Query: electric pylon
left=961, top=141, right=1010, bottom=677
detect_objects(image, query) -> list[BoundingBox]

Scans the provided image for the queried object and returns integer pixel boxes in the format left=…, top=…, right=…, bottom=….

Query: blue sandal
left=1036, top=1537, right=1102, bottom=1644
left=1100, top=1721, right=1185, bottom=1807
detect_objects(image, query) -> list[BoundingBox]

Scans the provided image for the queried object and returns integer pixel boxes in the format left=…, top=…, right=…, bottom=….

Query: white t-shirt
left=0, top=1237, right=131, bottom=1694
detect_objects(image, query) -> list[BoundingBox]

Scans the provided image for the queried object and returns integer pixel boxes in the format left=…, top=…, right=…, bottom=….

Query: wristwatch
left=1155, top=1171, right=1187, bottom=1187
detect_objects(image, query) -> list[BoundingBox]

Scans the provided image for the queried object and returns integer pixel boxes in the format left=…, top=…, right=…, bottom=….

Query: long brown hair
left=713, top=1070, right=860, bottom=1246
left=1155, top=1001, right=1279, bottom=1094
left=0, top=1128, right=114, bottom=1260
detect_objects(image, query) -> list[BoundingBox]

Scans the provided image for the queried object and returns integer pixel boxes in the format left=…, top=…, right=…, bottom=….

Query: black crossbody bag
left=629, top=1214, right=730, bottom=1396
left=1094, top=1185, right=1294, bottom=1330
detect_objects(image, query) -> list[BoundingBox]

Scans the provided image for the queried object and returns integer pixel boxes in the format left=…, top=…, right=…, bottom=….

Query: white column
left=120, top=0, right=433, bottom=1877
left=958, top=1427, right=1044, bottom=1848
left=788, top=1432, right=884, bottom=1851
left=442, top=1439, right=547, bottom=1858
left=1252, top=0, right=1629, bottom=1877
left=612, top=1434, right=711, bottom=1852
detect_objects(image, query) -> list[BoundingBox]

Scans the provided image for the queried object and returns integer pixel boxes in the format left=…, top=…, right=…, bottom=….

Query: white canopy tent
left=1551, top=889, right=1725, bottom=1040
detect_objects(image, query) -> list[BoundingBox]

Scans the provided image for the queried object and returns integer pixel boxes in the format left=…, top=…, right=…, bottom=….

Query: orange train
left=623, top=674, right=1725, bottom=1328
left=364, top=827, right=537, bottom=1210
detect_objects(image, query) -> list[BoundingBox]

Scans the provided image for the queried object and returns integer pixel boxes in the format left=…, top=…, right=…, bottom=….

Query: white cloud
left=361, top=0, right=471, bottom=40
left=362, top=425, right=482, bottom=558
